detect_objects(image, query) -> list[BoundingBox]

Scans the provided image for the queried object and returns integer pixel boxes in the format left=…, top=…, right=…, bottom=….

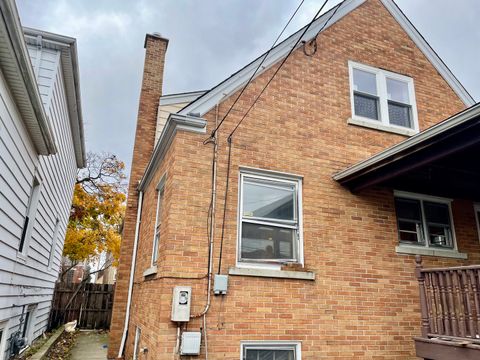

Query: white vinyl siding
left=0, top=43, right=77, bottom=358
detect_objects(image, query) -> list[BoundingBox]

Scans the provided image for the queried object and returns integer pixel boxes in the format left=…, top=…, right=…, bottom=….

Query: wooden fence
left=48, top=282, right=115, bottom=330
left=416, top=255, right=480, bottom=341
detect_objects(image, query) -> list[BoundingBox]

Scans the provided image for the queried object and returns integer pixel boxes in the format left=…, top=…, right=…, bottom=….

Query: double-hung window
left=349, top=61, right=418, bottom=134
left=238, top=169, right=303, bottom=265
left=394, top=192, right=455, bottom=250
left=152, top=177, right=166, bottom=265
left=19, top=177, right=41, bottom=254
left=242, top=342, right=300, bottom=360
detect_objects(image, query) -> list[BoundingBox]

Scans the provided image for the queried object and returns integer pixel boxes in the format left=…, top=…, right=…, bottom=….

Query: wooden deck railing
left=415, top=255, right=480, bottom=341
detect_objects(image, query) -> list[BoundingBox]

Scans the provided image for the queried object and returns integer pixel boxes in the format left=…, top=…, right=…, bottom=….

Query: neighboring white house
left=0, top=0, right=85, bottom=357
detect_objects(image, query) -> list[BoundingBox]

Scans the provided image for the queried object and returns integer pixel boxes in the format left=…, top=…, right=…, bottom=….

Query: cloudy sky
left=16, top=0, right=480, bottom=173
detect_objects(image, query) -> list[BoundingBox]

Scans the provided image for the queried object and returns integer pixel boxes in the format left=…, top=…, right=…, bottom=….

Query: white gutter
left=333, top=102, right=480, bottom=182
left=118, top=190, right=143, bottom=358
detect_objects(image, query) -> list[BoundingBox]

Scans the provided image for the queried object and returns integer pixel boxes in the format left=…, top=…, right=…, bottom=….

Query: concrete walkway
left=70, top=331, right=108, bottom=360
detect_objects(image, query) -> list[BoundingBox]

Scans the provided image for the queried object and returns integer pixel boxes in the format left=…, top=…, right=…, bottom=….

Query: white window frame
left=237, top=167, right=304, bottom=270
left=240, top=341, right=301, bottom=360
left=394, top=191, right=458, bottom=252
left=348, top=61, right=419, bottom=136
left=48, top=217, right=60, bottom=270
left=151, top=175, right=166, bottom=266
left=18, top=176, right=42, bottom=257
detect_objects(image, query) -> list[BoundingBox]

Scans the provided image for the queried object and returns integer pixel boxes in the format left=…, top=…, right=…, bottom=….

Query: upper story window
left=19, top=177, right=42, bottom=254
left=349, top=61, right=419, bottom=136
left=152, top=176, right=166, bottom=266
left=238, top=169, right=303, bottom=266
left=394, top=192, right=456, bottom=250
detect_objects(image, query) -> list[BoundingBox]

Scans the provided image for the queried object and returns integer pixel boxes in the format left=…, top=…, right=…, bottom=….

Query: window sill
left=228, top=267, right=315, bottom=281
left=395, top=245, right=468, bottom=259
left=143, top=265, right=157, bottom=277
left=348, top=117, right=417, bottom=137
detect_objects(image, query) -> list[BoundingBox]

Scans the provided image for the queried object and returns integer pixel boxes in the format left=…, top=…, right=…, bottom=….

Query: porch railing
left=415, top=255, right=480, bottom=341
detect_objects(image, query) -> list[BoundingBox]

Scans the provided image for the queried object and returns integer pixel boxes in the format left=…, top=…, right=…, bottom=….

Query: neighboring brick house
left=110, top=0, right=480, bottom=359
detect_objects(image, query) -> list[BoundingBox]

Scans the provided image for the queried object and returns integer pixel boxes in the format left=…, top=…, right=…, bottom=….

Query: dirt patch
left=43, top=331, right=78, bottom=360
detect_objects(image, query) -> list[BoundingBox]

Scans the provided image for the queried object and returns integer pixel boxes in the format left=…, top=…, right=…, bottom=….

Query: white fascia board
left=0, top=0, right=56, bottom=155
left=380, top=0, right=475, bottom=107
left=138, top=114, right=207, bottom=190
left=333, top=102, right=480, bottom=181
left=159, top=91, right=206, bottom=106
left=179, top=0, right=366, bottom=117
left=24, top=27, right=86, bottom=168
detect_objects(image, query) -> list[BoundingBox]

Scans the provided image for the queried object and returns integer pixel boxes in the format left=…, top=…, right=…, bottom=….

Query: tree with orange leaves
left=63, top=152, right=126, bottom=267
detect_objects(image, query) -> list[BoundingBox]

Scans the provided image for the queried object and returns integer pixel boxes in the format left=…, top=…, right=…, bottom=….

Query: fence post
left=415, top=255, right=430, bottom=337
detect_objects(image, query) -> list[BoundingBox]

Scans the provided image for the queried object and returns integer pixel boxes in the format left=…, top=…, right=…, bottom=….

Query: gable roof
left=24, top=28, right=86, bottom=168
left=178, top=0, right=474, bottom=117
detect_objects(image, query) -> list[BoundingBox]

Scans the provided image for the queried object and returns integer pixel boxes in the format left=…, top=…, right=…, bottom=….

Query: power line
left=228, top=0, right=334, bottom=139
left=206, top=0, right=306, bottom=140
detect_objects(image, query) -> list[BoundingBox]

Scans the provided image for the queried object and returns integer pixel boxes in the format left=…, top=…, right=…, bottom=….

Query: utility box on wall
left=180, top=332, right=201, bottom=355
left=171, top=286, right=191, bottom=322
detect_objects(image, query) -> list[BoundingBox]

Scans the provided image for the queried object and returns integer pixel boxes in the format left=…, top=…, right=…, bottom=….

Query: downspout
left=118, top=190, right=144, bottom=358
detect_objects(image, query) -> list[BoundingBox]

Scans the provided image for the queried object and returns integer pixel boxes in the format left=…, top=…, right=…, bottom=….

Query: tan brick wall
left=115, top=1, right=479, bottom=359
left=108, top=34, right=168, bottom=359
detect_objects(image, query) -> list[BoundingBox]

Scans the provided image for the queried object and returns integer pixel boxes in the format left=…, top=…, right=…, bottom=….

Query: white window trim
left=237, top=167, right=304, bottom=270
left=18, top=176, right=42, bottom=257
left=240, top=341, right=301, bottom=360
left=151, top=174, right=166, bottom=267
left=348, top=61, right=419, bottom=135
left=394, top=190, right=466, bottom=258
left=48, top=217, right=60, bottom=270
left=474, top=204, right=480, bottom=243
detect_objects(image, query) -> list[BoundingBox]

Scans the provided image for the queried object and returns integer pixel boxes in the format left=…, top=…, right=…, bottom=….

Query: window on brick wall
left=238, top=169, right=303, bottom=266
left=241, top=342, right=301, bottom=360
left=394, top=191, right=456, bottom=250
left=152, top=176, right=166, bottom=266
left=348, top=61, right=419, bottom=135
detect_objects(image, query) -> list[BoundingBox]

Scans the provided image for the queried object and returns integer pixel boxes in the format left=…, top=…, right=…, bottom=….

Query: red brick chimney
left=108, top=33, right=168, bottom=359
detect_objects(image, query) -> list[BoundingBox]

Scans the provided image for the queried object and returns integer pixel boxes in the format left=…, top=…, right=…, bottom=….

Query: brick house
left=109, top=0, right=480, bottom=359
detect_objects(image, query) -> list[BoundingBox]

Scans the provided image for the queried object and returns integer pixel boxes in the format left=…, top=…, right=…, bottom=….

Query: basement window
left=394, top=191, right=457, bottom=251
left=238, top=168, right=303, bottom=267
left=241, top=342, right=301, bottom=360
left=348, top=61, right=419, bottom=135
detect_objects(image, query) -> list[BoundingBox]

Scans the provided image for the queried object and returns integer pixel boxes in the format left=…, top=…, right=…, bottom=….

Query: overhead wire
left=228, top=0, right=334, bottom=138
left=217, top=0, right=341, bottom=271
left=205, top=0, right=306, bottom=141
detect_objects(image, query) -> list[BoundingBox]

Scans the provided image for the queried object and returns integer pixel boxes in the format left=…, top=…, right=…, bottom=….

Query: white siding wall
left=155, top=102, right=189, bottom=144
left=0, top=45, right=77, bottom=358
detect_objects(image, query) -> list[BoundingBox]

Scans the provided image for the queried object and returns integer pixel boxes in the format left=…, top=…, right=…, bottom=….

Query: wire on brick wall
left=228, top=0, right=333, bottom=138
left=205, top=0, right=306, bottom=141
left=303, top=1, right=342, bottom=57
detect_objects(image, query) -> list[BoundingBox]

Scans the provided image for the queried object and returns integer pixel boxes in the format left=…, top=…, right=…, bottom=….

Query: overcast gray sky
left=16, top=0, right=480, bottom=173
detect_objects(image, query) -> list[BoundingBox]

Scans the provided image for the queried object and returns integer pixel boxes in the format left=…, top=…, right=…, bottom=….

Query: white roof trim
left=160, top=91, right=206, bottom=106
left=24, top=28, right=86, bottom=167
left=179, top=0, right=473, bottom=117
left=0, top=0, right=56, bottom=155
left=333, top=102, right=480, bottom=181
left=179, top=0, right=366, bottom=116
left=379, top=0, right=474, bottom=107
left=138, top=114, right=207, bottom=190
